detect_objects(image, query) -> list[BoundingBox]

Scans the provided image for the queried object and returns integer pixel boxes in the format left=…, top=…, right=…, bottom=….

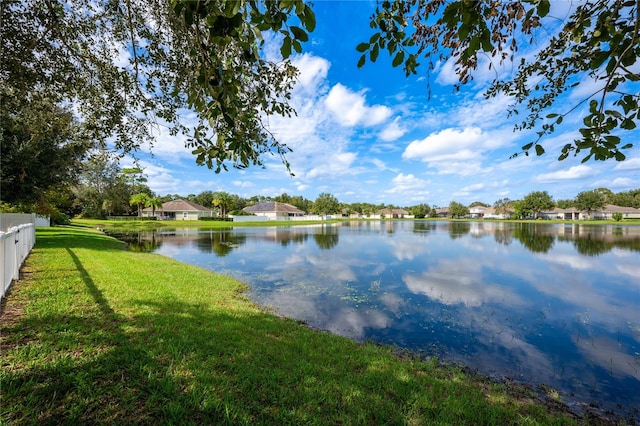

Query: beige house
left=376, top=208, right=410, bottom=219
left=242, top=201, right=305, bottom=220
left=589, top=204, right=640, bottom=220
left=539, top=207, right=581, bottom=220
left=482, top=206, right=514, bottom=219
left=434, top=207, right=449, bottom=218
left=540, top=204, right=640, bottom=220
left=142, top=199, right=213, bottom=220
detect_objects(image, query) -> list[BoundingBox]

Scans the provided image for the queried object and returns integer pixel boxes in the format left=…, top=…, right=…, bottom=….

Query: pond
left=113, top=221, right=640, bottom=419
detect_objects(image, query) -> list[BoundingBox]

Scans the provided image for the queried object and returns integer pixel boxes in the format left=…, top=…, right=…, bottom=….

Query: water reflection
left=112, top=221, right=640, bottom=420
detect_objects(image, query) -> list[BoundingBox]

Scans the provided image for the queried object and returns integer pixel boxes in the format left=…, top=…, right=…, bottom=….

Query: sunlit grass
left=0, top=227, right=598, bottom=424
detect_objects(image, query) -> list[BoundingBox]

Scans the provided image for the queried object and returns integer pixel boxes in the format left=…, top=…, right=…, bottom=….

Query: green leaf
left=604, top=135, right=621, bottom=145
left=535, top=144, right=545, bottom=156
left=458, top=23, right=470, bottom=41
left=225, top=1, right=241, bottom=18
left=370, top=43, right=379, bottom=62
left=522, top=142, right=534, bottom=151
left=356, top=42, right=369, bottom=52
left=185, top=7, right=194, bottom=26
left=392, top=51, right=404, bottom=67
left=279, top=0, right=295, bottom=10
left=280, top=36, right=292, bottom=58
left=357, top=54, right=366, bottom=68
left=290, top=26, right=308, bottom=42
left=302, top=6, right=316, bottom=32
left=537, top=0, right=550, bottom=17
left=621, top=118, right=636, bottom=129
left=292, top=39, right=302, bottom=53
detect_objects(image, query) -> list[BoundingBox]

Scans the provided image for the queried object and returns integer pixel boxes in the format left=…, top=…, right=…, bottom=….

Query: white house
left=142, top=199, right=213, bottom=220
left=242, top=201, right=305, bottom=220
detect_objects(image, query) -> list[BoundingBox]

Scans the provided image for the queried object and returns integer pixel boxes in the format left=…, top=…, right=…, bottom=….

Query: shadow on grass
left=1, top=246, right=582, bottom=425
left=35, top=227, right=125, bottom=252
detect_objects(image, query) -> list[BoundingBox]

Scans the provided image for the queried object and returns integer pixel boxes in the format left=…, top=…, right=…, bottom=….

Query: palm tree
left=129, top=193, right=149, bottom=217
left=212, top=191, right=231, bottom=217
left=147, top=196, right=162, bottom=218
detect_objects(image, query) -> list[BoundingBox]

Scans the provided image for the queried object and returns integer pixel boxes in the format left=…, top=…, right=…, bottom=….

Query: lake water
left=116, top=221, right=640, bottom=419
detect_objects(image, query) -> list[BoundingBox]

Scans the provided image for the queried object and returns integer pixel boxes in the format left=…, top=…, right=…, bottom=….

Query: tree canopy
left=1, top=0, right=314, bottom=173
left=313, top=193, right=340, bottom=214
left=449, top=201, right=470, bottom=218
left=521, top=190, right=554, bottom=218
left=0, top=95, right=89, bottom=208
left=574, top=190, right=606, bottom=216
left=1, top=0, right=637, bottom=188
left=356, top=0, right=639, bottom=162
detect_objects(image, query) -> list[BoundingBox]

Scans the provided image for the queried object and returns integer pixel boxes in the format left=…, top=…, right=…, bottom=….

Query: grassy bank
left=1, top=227, right=607, bottom=424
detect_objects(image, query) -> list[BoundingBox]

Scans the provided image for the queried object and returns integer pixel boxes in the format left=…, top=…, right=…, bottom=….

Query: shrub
left=612, top=212, right=623, bottom=221
left=199, top=216, right=233, bottom=221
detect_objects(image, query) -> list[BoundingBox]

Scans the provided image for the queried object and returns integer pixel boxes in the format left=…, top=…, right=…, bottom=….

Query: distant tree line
left=1, top=148, right=638, bottom=223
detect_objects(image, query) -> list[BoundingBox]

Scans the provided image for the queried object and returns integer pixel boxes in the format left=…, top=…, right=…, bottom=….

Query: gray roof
left=601, top=204, right=640, bottom=213
left=377, top=208, right=409, bottom=215
left=143, top=199, right=212, bottom=213
left=243, top=201, right=305, bottom=214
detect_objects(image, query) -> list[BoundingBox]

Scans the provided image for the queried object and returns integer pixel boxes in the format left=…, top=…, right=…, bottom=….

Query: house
left=539, top=204, right=640, bottom=220
left=482, top=207, right=514, bottom=219
left=590, top=204, right=640, bottom=220
left=376, top=208, right=410, bottom=219
left=242, top=201, right=305, bottom=220
left=141, top=199, right=213, bottom=220
left=469, top=206, right=486, bottom=218
left=434, top=207, right=449, bottom=218
left=539, top=207, right=580, bottom=220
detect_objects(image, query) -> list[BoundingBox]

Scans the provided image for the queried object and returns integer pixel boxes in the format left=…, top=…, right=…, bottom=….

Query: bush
left=612, top=212, right=623, bottom=221
left=229, top=210, right=255, bottom=216
left=51, top=211, right=70, bottom=225
left=199, top=216, right=233, bottom=221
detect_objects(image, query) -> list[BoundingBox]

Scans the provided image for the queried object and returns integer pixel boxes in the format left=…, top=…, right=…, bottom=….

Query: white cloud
left=403, top=127, right=485, bottom=161
left=535, top=165, right=593, bottom=182
left=454, top=183, right=486, bottom=197
left=232, top=180, right=255, bottom=189
left=292, top=54, right=330, bottom=94
left=324, top=83, right=392, bottom=127
left=306, top=152, right=357, bottom=179
left=379, top=117, right=407, bottom=141
left=401, top=127, right=510, bottom=176
left=613, top=157, right=640, bottom=171
left=455, top=93, right=517, bottom=129
left=608, top=177, right=639, bottom=189
left=384, top=173, right=430, bottom=196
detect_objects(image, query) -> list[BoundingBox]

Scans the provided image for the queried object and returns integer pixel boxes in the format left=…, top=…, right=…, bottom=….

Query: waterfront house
left=142, top=199, right=213, bottom=220
left=242, top=201, right=305, bottom=220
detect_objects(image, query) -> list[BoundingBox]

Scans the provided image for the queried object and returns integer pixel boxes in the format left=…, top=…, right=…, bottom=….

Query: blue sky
left=127, top=1, right=639, bottom=207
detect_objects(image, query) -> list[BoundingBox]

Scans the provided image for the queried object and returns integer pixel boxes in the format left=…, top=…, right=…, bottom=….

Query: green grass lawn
left=1, top=227, right=612, bottom=424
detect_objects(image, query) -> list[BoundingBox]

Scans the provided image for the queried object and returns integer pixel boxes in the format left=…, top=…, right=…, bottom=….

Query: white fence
left=1, top=223, right=36, bottom=301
